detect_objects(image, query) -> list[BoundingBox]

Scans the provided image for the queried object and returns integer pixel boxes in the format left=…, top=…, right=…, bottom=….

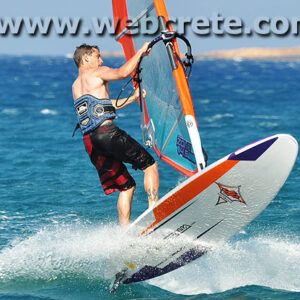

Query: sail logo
left=215, top=182, right=246, bottom=206
left=176, top=135, right=196, bottom=164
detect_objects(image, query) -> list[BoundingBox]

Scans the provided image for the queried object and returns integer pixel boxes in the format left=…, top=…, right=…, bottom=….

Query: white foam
left=204, top=113, right=234, bottom=123
left=1, top=108, right=19, bottom=115
left=1, top=225, right=299, bottom=295
left=0, top=224, right=123, bottom=281
left=149, top=236, right=300, bottom=295
left=40, top=109, right=57, bottom=115
left=252, top=115, right=280, bottom=120
left=0, top=223, right=186, bottom=281
left=258, top=122, right=278, bottom=129
left=199, top=99, right=211, bottom=104
left=234, top=89, right=255, bottom=95
left=0, top=223, right=203, bottom=284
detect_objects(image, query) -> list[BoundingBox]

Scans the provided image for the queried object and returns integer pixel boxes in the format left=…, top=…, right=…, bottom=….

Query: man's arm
left=111, top=88, right=146, bottom=110
left=96, top=42, right=150, bottom=82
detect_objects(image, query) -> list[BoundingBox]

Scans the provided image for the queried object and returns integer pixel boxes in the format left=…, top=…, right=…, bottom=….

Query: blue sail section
left=116, top=0, right=198, bottom=174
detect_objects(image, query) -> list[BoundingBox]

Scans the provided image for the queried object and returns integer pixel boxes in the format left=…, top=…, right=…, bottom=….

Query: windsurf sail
left=112, top=0, right=206, bottom=176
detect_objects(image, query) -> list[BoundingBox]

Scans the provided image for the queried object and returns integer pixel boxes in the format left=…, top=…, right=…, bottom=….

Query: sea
left=0, top=55, right=299, bottom=300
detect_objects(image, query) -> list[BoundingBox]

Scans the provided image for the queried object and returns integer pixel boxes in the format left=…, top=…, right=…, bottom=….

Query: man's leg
left=143, top=162, right=159, bottom=208
left=117, top=185, right=135, bottom=227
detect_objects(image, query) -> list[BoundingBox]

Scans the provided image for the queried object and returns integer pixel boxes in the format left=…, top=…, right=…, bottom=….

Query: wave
left=257, top=122, right=279, bottom=129
left=1, top=108, right=58, bottom=116
left=233, top=89, right=255, bottom=95
left=204, top=113, right=234, bottom=123
left=199, top=99, right=211, bottom=104
left=1, top=109, right=20, bottom=115
left=149, top=236, right=300, bottom=295
left=1, top=224, right=299, bottom=296
left=251, top=115, right=280, bottom=120
left=0, top=223, right=180, bottom=281
left=40, top=109, right=57, bottom=115
left=0, top=224, right=121, bottom=282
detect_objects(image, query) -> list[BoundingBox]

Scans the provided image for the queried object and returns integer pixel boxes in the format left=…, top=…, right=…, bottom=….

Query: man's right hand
left=140, top=42, right=151, bottom=57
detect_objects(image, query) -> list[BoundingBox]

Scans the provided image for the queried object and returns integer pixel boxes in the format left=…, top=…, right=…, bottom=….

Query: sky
left=0, top=0, right=299, bottom=55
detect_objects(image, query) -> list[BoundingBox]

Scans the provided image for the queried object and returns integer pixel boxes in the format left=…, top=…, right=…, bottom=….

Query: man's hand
left=133, top=88, right=146, bottom=101
left=140, top=42, right=151, bottom=57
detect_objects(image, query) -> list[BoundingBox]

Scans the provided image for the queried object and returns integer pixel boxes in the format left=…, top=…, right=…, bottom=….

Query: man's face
left=89, top=48, right=103, bottom=67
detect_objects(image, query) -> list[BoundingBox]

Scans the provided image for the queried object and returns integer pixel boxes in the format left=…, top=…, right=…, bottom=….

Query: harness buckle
left=93, top=104, right=105, bottom=117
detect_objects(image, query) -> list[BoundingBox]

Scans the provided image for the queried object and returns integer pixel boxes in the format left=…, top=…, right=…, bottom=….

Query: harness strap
left=72, top=104, right=116, bottom=137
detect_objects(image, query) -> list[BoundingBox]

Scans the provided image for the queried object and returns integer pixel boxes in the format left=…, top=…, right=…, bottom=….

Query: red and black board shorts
left=83, top=122, right=155, bottom=195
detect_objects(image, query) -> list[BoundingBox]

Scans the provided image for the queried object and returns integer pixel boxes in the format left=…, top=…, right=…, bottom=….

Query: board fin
left=109, top=268, right=128, bottom=294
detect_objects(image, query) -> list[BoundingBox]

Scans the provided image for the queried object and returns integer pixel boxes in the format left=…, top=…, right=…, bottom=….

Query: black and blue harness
left=73, top=95, right=116, bottom=136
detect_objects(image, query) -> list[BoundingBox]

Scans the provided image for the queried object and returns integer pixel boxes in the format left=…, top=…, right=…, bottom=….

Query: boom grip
left=148, top=36, right=163, bottom=49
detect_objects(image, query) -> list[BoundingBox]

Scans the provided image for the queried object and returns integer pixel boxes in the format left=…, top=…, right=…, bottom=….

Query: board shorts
left=83, top=122, right=155, bottom=195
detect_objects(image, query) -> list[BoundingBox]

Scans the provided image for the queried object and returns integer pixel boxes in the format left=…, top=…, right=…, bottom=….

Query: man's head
left=73, top=44, right=103, bottom=69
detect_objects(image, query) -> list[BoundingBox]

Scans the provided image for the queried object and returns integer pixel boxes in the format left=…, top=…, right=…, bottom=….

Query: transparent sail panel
left=125, top=0, right=197, bottom=173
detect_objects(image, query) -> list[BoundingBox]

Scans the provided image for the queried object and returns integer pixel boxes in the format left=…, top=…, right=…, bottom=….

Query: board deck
left=109, top=134, right=298, bottom=287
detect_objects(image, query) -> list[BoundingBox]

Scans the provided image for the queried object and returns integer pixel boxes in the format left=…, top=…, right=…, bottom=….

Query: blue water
left=0, top=55, right=299, bottom=299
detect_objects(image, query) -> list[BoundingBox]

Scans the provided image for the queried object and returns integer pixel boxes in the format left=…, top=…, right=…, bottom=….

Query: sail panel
left=112, top=0, right=200, bottom=176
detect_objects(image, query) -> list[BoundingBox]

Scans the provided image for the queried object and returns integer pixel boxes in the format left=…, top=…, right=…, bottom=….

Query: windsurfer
left=72, top=43, right=159, bottom=226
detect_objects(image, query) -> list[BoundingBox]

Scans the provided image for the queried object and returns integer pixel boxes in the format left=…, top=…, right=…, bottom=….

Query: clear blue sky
left=0, top=0, right=299, bottom=55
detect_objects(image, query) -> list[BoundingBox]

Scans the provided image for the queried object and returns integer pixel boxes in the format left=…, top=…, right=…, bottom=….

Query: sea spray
left=0, top=222, right=205, bottom=284
left=148, top=235, right=300, bottom=295
left=0, top=223, right=124, bottom=282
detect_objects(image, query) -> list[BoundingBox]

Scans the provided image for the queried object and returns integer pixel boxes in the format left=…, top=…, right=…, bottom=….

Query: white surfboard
left=109, top=134, right=298, bottom=291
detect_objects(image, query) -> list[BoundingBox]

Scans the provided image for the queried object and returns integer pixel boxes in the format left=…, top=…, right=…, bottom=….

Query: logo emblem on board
left=215, top=182, right=246, bottom=206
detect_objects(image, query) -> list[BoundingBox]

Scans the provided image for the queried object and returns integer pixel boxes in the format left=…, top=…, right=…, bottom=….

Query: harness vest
left=74, top=95, right=116, bottom=136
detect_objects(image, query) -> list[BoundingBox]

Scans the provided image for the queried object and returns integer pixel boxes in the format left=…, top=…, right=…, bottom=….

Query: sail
left=112, top=0, right=205, bottom=176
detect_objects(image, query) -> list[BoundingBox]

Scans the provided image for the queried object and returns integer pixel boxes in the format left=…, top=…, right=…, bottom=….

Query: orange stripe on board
left=140, top=160, right=239, bottom=236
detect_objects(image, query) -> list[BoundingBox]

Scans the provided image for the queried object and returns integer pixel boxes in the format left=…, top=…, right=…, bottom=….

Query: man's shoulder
left=89, top=67, right=113, bottom=83
left=72, top=77, right=79, bottom=89
left=97, top=66, right=112, bottom=74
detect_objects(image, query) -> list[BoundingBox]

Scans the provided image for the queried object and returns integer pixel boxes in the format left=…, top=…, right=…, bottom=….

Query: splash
left=148, top=235, right=300, bottom=295
left=1, top=224, right=299, bottom=296
left=0, top=224, right=125, bottom=282
left=0, top=223, right=196, bottom=284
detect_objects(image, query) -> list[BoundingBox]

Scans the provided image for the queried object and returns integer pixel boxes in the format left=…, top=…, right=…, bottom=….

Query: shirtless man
left=72, top=43, right=159, bottom=226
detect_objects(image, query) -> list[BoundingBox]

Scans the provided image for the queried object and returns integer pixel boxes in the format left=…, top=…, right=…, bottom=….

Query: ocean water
left=0, top=55, right=299, bottom=299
